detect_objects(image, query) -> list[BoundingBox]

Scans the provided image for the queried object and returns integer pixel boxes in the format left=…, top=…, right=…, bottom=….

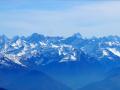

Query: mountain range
left=0, top=33, right=120, bottom=67
left=0, top=33, right=120, bottom=90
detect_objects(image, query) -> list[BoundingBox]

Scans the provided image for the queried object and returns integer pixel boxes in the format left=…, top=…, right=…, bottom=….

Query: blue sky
left=0, top=0, right=120, bottom=38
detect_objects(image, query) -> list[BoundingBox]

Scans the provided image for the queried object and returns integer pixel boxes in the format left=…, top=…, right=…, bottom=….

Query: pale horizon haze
left=0, top=0, right=120, bottom=38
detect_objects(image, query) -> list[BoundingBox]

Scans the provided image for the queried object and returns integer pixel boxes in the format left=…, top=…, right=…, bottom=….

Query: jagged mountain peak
left=72, top=33, right=82, bottom=39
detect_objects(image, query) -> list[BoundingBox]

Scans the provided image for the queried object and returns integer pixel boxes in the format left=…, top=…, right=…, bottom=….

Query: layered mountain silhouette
left=0, top=68, right=71, bottom=90
left=0, top=33, right=120, bottom=90
left=79, top=67, right=120, bottom=90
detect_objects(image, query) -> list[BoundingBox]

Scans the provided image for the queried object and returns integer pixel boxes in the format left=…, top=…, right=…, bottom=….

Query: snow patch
left=71, top=55, right=77, bottom=61
left=108, top=48, right=120, bottom=57
left=51, top=44, right=59, bottom=48
left=30, top=43, right=37, bottom=49
left=5, top=54, right=25, bottom=66
left=39, top=42, right=47, bottom=46
left=103, top=50, right=108, bottom=56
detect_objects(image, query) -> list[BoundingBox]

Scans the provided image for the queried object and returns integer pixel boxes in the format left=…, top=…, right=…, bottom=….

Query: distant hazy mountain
left=79, top=67, right=120, bottom=90
left=0, top=68, right=71, bottom=90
